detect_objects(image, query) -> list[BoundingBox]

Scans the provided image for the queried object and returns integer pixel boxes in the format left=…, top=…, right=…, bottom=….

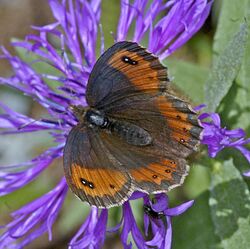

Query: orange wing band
left=71, top=164, right=128, bottom=198
left=108, top=49, right=166, bottom=93
left=130, top=159, right=177, bottom=185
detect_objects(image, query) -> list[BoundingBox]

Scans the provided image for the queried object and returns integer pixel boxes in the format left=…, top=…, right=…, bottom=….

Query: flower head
left=0, top=0, right=212, bottom=248
left=143, top=194, right=194, bottom=249
left=199, top=112, right=250, bottom=176
left=199, top=112, right=250, bottom=159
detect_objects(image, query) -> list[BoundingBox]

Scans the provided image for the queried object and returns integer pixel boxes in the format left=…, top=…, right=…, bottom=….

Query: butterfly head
left=69, top=105, right=89, bottom=123
left=69, top=105, right=107, bottom=128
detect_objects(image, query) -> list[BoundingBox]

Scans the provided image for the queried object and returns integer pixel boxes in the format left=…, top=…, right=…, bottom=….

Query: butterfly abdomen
left=108, top=120, right=152, bottom=146
left=85, top=109, right=152, bottom=146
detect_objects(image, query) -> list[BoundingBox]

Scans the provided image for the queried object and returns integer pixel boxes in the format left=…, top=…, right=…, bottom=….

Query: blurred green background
left=1, top=1, right=250, bottom=248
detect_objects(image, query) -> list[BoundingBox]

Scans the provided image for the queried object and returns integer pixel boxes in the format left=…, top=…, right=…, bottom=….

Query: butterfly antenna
left=69, top=104, right=88, bottom=121
left=18, top=119, right=39, bottom=130
left=18, top=115, right=68, bottom=131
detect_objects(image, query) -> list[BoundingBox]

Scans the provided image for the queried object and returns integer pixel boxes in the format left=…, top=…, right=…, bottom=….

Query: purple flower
left=195, top=105, right=250, bottom=171
left=199, top=112, right=250, bottom=175
left=0, top=0, right=212, bottom=248
left=0, top=178, right=67, bottom=249
left=119, top=193, right=194, bottom=249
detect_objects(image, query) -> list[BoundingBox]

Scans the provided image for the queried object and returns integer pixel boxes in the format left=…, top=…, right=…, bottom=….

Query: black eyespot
left=165, top=169, right=171, bottom=173
left=183, top=127, right=188, bottom=132
left=80, top=178, right=94, bottom=189
left=80, top=178, right=87, bottom=185
left=110, top=184, right=115, bottom=189
left=170, top=161, right=176, bottom=164
left=88, top=182, right=95, bottom=189
left=122, top=56, right=138, bottom=65
left=180, top=138, right=185, bottom=143
left=152, top=175, right=158, bottom=179
left=176, top=115, right=181, bottom=119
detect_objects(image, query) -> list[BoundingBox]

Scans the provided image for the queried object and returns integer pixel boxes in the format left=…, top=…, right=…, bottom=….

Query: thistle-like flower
left=199, top=112, right=250, bottom=176
left=0, top=0, right=214, bottom=248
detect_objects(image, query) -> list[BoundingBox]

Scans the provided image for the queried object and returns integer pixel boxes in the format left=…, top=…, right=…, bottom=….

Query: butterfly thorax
left=72, top=105, right=152, bottom=146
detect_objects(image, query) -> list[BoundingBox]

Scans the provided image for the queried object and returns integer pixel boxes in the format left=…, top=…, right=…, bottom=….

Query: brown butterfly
left=63, top=41, right=203, bottom=208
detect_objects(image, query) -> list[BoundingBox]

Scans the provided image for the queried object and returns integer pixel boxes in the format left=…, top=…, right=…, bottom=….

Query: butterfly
left=63, top=41, right=203, bottom=208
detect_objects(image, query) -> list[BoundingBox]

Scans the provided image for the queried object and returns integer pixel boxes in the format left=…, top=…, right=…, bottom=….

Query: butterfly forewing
left=86, top=41, right=168, bottom=108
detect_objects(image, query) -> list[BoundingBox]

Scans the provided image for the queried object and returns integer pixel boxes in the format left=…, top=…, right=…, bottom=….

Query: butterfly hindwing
left=94, top=92, right=202, bottom=194
left=98, top=127, right=189, bottom=194
left=63, top=124, right=133, bottom=208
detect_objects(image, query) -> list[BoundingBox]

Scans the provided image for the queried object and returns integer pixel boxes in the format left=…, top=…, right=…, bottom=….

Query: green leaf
left=173, top=190, right=221, bottom=249
left=212, top=1, right=250, bottom=130
left=184, top=164, right=211, bottom=199
left=233, top=16, right=250, bottom=130
left=209, top=159, right=250, bottom=248
left=165, top=59, right=209, bottom=104
left=204, top=23, right=248, bottom=112
left=213, top=0, right=250, bottom=57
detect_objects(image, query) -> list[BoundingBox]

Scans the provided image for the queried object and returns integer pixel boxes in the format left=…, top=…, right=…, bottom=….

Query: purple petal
left=117, top=0, right=212, bottom=59
left=151, top=194, right=168, bottom=212
left=243, top=170, right=250, bottom=177
left=129, top=191, right=147, bottom=200
left=164, top=216, right=172, bottom=249
left=121, top=202, right=146, bottom=249
left=159, top=1, right=213, bottom=59
left=164, top=200, right=194, bottom=216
